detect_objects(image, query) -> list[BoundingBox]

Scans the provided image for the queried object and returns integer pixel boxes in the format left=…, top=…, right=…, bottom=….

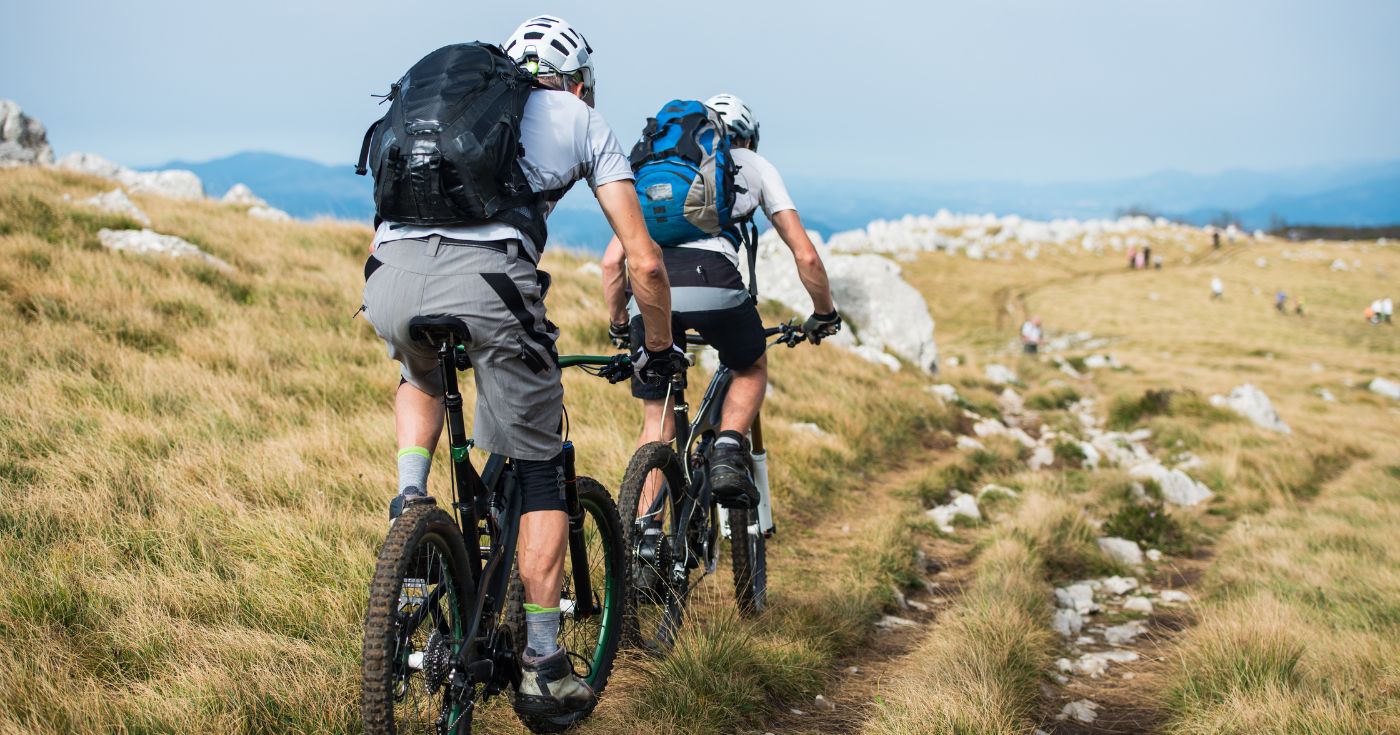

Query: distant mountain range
left=152, top=153, right=1400, bottom=249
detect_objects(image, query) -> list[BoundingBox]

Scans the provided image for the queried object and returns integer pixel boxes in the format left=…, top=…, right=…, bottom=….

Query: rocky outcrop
left=221, top=183, right=267, bottom=207
left=750, top=229, right=939, bottom=373
left=98, top=229, right=230, bottom=270
left=78, top=189, right=151, bottom=226
left=248, top=205, right=292, bottom=222
left=0, top=99, right=55, bottom=167
left=58, top=152, right=204, bottom=200
left=1209, top=383, right=1290, bottom=433
left=1370, top=377, right=1400, bottom=401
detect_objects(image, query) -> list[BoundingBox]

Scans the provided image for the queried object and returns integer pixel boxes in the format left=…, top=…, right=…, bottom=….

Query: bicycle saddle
left=408, top=315, right=472, bottom=347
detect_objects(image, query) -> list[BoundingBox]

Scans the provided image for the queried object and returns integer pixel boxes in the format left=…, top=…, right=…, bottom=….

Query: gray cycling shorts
left=362, top=237, right=563, bottom=462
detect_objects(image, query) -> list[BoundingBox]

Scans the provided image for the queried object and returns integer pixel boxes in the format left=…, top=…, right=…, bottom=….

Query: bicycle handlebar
left=567, top=320, right=806, bottom=386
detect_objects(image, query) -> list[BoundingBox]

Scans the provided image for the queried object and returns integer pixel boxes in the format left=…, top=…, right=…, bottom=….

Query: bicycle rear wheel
left=362, top=501, right=475, bottom=735
left=729, top=506, right=767, bottom=616
left=617, top=441, right=689, bottom=653
left=502, top=477, right=626, bottom=724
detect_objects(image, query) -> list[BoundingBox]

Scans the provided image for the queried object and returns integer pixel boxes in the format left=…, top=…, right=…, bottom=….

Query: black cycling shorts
left=629, top=300, right=765, bottom=400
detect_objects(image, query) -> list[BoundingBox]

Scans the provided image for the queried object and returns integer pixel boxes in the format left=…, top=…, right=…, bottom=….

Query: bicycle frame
left=429, top=339, right=599, bottom=681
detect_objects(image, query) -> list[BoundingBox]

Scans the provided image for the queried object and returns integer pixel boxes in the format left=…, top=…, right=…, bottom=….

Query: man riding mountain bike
left=360, top=15, right=681, bottom=724
left=601, top=93, right=840, bottom=507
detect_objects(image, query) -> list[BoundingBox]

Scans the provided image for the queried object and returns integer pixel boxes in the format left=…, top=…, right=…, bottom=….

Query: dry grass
left=898, top=228, right=1400, bottom=733
left=0, top=167, right=951, bottom=734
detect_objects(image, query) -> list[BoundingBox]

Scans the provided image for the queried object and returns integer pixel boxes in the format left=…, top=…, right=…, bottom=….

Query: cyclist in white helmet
left=601, top=92, right=839, bottom=506
left=363, top=15, right=679, bottom=727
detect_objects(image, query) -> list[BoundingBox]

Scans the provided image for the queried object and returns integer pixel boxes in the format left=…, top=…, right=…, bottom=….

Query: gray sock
left=397, top=447, right=431, bottom=496
left=525, top=604, right=561, bottom=657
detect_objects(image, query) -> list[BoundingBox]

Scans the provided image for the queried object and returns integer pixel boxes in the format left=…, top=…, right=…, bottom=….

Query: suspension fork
left=562, top=441, right=598, bottom=618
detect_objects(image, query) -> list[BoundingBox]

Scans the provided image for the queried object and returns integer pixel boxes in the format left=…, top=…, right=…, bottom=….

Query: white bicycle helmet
left=503, top=15, right=596, bottom=106
left=705, top=93, right=760, bottom=149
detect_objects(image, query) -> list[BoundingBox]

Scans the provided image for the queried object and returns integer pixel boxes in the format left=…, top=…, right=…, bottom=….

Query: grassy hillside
left=0, top=167, right=951, bottom=734
left=869, top=226, right=1400, bottom=733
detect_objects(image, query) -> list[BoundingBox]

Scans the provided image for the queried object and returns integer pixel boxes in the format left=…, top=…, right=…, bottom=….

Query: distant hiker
left=1133, top=249, right=1146, bottom=270
left=1143, top=244, right=1153, bottom=269
left=1021, top=316, right=1044, bottom=354
left=1212, top=231, right=1221, bottom=250
left=1382, top=297, right=1394, bottom=324
left=357, top=16, right=680, bottom=724
left=1153, top=255, right=1163, bottom=270
left=1211, top=276, right=1224, bottom=300
left=1127, top=246, right=1137, bottom=269
left=1367, top=302, right=1380, bottom=324
left=1294, top=297, right=1305, bottom=317
left=1276, top=290, right=1287, bottom=314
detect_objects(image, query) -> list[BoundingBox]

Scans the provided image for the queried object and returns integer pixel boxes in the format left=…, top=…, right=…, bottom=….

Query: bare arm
left=772, top=209, right=835, bottom=313
left=600, top=236, right=629, bottom=326
left=595, top=181, right=672, bottom=350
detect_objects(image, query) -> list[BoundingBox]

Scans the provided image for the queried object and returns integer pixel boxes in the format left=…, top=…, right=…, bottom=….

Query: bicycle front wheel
left=729, top=506, right=767, bottom=616
left=362, top=501, right=475, bottom=735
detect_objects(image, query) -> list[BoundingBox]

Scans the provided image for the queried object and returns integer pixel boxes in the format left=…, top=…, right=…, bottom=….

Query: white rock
left=97, top=228, right=231, bottom=270
left=1061, top=699, right=1100, bottom=723
left=247, top=205, right=291, bottom=222
left=1369, top=378, right=1400, bottom=401
left=575, top=261, right=603, bottom=276
left=1028, top=446, right=1055, bottom=471
left=1008, top=427, right=1038, bottom=448
left=1103, top=620, right=1149, bottom=645
left=973, top=418, right=1009, bottom=438
left=1330, top=258, right=1349, bottom=271
left=976, top=483, right=1017, bottom=499
left=875, top=614, right=917, bottom=629
left=1210, top=383, right=1290, bottom=433
left=752, top=230, right=938, bottom=372
left=955, top=436, right=985, bottom=451
left=929, top=383, right=961, bottom=403
left=1317, top=388, right=1337, bottom=402
left=1083, top=353, right=1121, bottom=369
left=1098, top=537, right=1144, bottom=567
left=1129, top=462, right=1214, bottom=507
left=789, top=422, right=833, bottom=439
left=1122, top=596, right=1154, bottom=614
left=1056, top=657, right=1075, bottom=674
left=77, top=188, right=150, bottom=226
left=1076, top=650, right=1140, bottom=678
left=984, top=363, right=1018, bottom=385
left=1145, top=549, right=1163, bottom=562
left=1054, top=583, right=1099, bottom=615
left=926, top=493, right=981, bottom=533
left=1100, top=575, right=1139, bottom=596
left=1079, top=441, right=1101, bottom=469
left=0, top=99, right=55, bottom=166
left=221, top=183, right=267, bottom=207
left=1052, top=608, right=1084, bottom=637
left=999, top=387, right=1023, bottom=414
left=59, top=151, right=205, bottom=200
left=813, top=695, right=836, bottom=712
left=1158, top=589, right=1192, bottom=604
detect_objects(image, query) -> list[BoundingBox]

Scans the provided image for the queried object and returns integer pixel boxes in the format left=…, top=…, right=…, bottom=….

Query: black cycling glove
left=803, top=310, right=842, bottom=345
left=608, top=321, right=630, bottom=349
left=632, top=343, right=687, bottom=384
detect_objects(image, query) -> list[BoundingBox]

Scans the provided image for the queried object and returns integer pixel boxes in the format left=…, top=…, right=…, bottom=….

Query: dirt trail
left=742, top=456, right=976, bottom=735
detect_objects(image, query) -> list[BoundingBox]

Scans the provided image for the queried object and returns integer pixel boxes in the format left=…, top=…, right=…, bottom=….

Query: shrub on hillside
left=1025, top=385, right=1080, bottom=411
left=1103, top=500, right=1189, bottom=555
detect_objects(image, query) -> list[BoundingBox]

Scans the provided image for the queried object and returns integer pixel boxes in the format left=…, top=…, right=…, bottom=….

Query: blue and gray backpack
left=629, top=100, right=741, bottom=246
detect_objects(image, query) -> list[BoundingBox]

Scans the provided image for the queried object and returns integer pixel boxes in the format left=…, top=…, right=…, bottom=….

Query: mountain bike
left=361, top=316, right=633, bottom=735
left=618, top=322, right=806, bottom=652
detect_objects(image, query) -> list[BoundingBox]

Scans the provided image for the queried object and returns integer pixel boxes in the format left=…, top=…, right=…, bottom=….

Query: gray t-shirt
left=372, top=89, right=633, bottom=258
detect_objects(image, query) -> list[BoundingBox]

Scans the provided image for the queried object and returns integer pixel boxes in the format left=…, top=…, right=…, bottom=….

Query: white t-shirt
left=372, top=89, right=633, bottom=258
left=1020, top=321, right=1042, bottom=343
left=674, top=148, right=797, bottom=266
left=1211, top=277, right=1223, bottom=293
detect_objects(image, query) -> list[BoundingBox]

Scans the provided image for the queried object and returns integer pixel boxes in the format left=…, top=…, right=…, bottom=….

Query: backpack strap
left=731, top=216, right=759, bottom=299
left=355, top=119, right=380, bottom=176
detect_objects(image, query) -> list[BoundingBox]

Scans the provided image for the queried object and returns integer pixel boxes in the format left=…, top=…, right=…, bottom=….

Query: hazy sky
left=3, top=0, right=1398, bottom=182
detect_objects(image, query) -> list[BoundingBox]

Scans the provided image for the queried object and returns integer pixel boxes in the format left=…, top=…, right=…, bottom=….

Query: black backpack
left=356, top=43, right=551, bottom=247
